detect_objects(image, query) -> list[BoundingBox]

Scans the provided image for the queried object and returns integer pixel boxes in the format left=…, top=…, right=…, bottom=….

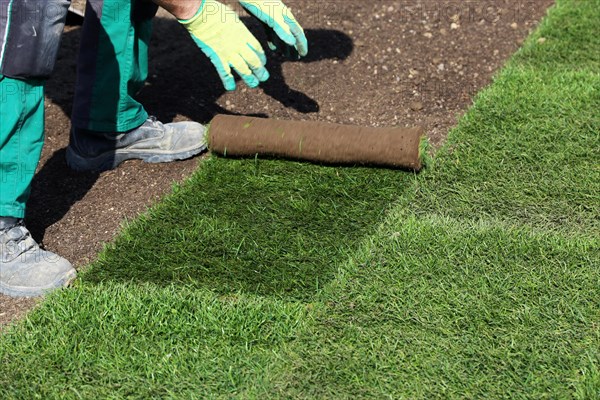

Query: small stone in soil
left=410, top=101, right=424, bottom=111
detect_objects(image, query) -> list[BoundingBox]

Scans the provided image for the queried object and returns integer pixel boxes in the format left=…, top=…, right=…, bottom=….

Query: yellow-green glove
left=239, top=0, right=308, bottom=57
left=180, top=0, right=269, bottom=91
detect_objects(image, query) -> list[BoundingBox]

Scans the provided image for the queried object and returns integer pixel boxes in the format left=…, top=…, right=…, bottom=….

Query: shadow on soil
left=27, top=14, right=353, bottom=244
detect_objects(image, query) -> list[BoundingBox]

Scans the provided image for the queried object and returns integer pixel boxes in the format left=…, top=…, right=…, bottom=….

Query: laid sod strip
left=415, top=0, right=599, bottom=236
left=82, top=157, right=416, bottom=301
left=1, top=0, right=598, bottom=398
left=416, top=68, right=599, bottom=235
left=512, top=0, right=600, bottom=71
left=0, top=284, right=311, bottom=398
left=267, top=214, right=600, bottom=399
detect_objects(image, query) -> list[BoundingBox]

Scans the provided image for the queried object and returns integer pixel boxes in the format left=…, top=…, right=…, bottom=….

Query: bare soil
left=0, top=1, right=553, bottom=329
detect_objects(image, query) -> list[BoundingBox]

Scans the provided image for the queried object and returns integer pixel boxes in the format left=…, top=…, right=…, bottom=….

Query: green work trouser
left=0, top=75, right=45, bottom=218
left=0, top=0, right=157, bottom=218
left=71, top=0, right=157, bottom=132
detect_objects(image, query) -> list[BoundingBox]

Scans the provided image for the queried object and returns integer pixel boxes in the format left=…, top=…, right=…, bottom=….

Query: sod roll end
left=209, top=115, right=426, bottom=171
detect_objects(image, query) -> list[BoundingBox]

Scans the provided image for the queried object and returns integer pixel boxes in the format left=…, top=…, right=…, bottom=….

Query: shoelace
left=147, top=116, right=164, bottom=130
left=1, top=223, right=36, bottom=259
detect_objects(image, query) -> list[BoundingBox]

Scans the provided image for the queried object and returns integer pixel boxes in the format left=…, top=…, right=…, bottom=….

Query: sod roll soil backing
left=209, top=115, right=425, bottom=170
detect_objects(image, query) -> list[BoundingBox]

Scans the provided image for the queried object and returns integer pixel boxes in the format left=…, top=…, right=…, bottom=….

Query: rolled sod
left=208, top=115, right=425, bottom=171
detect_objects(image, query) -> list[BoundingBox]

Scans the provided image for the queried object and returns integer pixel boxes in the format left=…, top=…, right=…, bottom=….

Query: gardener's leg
left=0, top=76, right=45, bottom=220
left=71, top=0, right=157, bottom=132
left=68, top=0, right=207, bottom=172
left=0, top=76, right=76, bottom=298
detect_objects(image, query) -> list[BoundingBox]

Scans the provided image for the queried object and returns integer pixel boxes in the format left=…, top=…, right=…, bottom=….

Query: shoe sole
left=0, top=268, right=77, bottom=298
left=66, top=144, right=208, bottom=172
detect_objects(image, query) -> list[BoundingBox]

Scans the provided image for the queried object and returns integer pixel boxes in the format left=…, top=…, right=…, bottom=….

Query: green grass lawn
left=1, top=0, right=599, bottom=398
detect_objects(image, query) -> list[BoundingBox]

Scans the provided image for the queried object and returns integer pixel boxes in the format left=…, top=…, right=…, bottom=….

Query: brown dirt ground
left=0, top=0, right=553, bottom=330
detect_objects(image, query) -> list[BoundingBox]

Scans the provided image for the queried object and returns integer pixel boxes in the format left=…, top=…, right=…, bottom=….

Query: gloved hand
left=180, top=0, right=269, bottom=91
left=239, top=0, right=308, bottom=57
